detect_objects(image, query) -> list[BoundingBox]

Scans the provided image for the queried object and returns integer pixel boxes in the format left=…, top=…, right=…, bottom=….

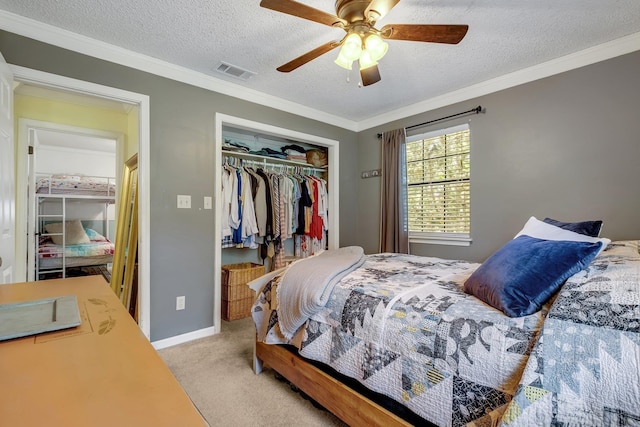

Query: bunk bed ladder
left=36, top=195, right=67, bottom=280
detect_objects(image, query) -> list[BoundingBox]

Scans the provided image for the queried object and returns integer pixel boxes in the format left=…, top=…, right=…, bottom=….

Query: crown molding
left=1, top=9, right=638, bottom=133
left=0, top=9, right=357, bottom=131
left=357, top=31, right=640, bottom=131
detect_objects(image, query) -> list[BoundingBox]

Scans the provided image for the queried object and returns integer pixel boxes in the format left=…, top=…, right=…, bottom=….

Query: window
left=405, top=124, right=471, bottom=246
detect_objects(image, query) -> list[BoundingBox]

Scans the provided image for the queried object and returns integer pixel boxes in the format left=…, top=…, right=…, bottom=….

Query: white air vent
left=215, top=62, right=257, bottom=81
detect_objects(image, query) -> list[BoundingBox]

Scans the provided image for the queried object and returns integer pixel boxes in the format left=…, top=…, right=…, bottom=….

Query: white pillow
left=515, top=216, right=610, bottom=254
left=45, top=220, right=91, bottom=245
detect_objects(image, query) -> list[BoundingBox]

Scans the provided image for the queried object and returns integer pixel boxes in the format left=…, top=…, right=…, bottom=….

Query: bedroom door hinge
left=28, top=146, right=34, bottom=155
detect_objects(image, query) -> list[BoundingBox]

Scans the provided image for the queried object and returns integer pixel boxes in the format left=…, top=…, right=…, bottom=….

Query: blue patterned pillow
left=84, top=228, right=107, bottom=242
left=543, top=217, right=603, bottom=237
left=464, top=235, right=603, bottom=317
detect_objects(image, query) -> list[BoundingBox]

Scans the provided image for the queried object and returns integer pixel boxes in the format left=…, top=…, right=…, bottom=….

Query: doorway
left=11, top=65, right=151, bottom=338
left=22, top=122, right=121, bottom=282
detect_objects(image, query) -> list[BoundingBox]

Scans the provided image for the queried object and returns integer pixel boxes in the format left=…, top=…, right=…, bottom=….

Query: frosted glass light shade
left=359, top=49, right=378, bottom=70
left=364, top=33, right=388, bottom=61
left=334, top=52, right=353, bottom=70
left=340, top=33, right=363, bottom=61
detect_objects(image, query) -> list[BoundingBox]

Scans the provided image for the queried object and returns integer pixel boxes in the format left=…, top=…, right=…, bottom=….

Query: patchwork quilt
left=500, top=240, right=640, bottom=426
left=253, top=253, right=549, bottom=426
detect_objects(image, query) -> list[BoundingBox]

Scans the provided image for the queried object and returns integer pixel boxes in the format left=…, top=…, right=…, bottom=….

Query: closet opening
left=214, top=114, right=340, bottom=333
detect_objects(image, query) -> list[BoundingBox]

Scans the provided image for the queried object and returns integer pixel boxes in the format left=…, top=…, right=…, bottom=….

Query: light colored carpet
left=158, top=317, right=347, bottom=427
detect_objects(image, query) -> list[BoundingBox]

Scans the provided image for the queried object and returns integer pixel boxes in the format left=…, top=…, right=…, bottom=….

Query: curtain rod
left=377, top=105, right=483, bottom=138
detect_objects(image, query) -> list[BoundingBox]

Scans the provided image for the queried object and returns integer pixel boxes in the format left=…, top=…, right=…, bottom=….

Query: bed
left=36, top=174, right=116, bottom=196
left=38, top=238, right=115, bottom=269
left=250, top=218, right=640, bottom=426
left=501, top=240, right=640, bottom=426
left=34, top=174, right=116, bottom=280
left=37, top=224, right=114, bottom=273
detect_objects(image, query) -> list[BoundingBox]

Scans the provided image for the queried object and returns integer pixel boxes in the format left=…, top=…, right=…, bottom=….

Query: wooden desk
left=0, top=276, right=208, bottom=427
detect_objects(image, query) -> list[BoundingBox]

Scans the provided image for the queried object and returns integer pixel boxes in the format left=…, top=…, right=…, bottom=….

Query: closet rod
left=222, top=153, right=325, bottom=174
left=377, top=105, right=483, bottom=138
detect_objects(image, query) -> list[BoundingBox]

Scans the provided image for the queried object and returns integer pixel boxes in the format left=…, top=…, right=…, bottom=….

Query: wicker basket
left=222, top=297, right=256, bottom=321
left=221, top=262, right=265, bottom=320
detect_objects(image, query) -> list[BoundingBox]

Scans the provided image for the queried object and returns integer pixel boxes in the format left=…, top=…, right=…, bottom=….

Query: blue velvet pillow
left=543, top=217, right=603, bottom=237
left=464, top=235, right=603, bottom=317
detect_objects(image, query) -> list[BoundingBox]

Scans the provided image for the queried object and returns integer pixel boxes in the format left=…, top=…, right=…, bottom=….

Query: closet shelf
left=222, top=149, right=326, bottom=172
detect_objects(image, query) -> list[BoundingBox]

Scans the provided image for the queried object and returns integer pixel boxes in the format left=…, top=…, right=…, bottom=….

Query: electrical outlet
left=177, top=195, right=191, bottom=209
left=361, top=171, right=370, bottom=179
left=204, top=196, right=212, bottom=209
left=176, top=296, right=185, bottom=310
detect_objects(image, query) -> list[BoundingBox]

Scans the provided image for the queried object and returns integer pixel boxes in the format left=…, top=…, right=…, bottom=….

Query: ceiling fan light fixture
left=334, top=52, right=353, bottom=70
left=339, top=32, right=363, bottom=61
left=364, top=33, right=388, bottom=61
left=358, top=49, right=378, bottom=70
left=259, top=0, right=468, bottom=86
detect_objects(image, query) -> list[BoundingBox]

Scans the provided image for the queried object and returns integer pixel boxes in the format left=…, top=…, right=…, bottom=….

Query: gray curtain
left=379, top=128, right=409, bottom=254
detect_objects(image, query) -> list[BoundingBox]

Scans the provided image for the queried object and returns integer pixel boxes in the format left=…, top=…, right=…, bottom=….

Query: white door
left=0, top=52, right=15, bottom=284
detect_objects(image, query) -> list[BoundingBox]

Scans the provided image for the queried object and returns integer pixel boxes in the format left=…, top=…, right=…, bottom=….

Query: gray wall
left=0, top=31, right=359, bottom=341
left=4, top=29, right=640, bottom=341
left=358, top=50, right=640, bottom=262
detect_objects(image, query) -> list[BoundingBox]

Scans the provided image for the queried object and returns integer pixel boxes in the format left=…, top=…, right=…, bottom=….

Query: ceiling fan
left=260, top=0, right=468, bottom=86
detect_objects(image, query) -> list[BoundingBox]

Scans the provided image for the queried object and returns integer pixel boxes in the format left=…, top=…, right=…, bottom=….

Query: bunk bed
left=34, top=174, right=116, bottom=280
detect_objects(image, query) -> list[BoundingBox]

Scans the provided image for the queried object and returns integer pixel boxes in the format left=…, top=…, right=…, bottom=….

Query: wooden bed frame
left=248, top=267, right=415, bottom=426
left=253, top=340, right=412, bottom=427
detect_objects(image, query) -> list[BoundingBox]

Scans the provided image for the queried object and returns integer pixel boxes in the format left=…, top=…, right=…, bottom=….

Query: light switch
left=177, top=195, right=191, bottom=209
left=204, top=196, right=212, bottom=209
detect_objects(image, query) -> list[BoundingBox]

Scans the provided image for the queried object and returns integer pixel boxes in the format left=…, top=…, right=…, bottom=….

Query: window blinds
left=406, top=124, right=470, bottom=235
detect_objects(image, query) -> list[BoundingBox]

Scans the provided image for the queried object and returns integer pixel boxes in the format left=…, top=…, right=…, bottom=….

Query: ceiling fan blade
left=276, top=40, right=342, bottom=73
left=360, top=64, right=381, bottom=86
left=365, top=0, right=401, bottom=22
left=380, top=24, right=469, bottom=44
left=260, top=0, right=345, bottom=27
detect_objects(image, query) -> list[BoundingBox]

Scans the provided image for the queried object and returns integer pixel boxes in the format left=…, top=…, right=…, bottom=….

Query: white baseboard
left=152, top=326, right=217, bottom=350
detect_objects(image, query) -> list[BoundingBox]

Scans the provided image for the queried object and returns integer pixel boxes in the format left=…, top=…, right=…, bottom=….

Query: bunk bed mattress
left=38, top=240, right=115, bottom=268
left=36, top=175, right=116, bottom=196
left=253, top=252, right=548, bottom=426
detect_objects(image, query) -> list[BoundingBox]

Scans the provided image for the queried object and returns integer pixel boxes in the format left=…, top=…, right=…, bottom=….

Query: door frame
left=11, top=65, right=151, bottom=339
left=213, top=113, right=340, bottom=333
left=0, top=52, right=14, bottom=285
left=17, top=119, right=124, bottom=282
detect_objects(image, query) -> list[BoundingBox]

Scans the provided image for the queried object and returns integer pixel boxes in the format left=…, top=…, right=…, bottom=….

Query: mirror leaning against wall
left=110, top=153, right=139, bottom=320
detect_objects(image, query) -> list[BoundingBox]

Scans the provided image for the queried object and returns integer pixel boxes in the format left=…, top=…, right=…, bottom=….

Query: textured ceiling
left=1, top=0, right=640, bottom=126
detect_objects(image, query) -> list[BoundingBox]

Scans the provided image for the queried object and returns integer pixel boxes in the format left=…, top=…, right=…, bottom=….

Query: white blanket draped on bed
left=276, top=246, right=365, bottom=339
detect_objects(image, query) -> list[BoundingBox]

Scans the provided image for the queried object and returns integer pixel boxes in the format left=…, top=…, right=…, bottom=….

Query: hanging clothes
left=232, top=169, right=243, bottom=244
left=247, top=168, right=267, bottom=238
left=221, top=166, right=238, bottom=239
left=221, top=155, right=328, bottom=259
left=256, top=168, right=274, bottom=240
left=295, top=178, right=312, bottom=236
left=240, top=169, right=259, bottom=249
